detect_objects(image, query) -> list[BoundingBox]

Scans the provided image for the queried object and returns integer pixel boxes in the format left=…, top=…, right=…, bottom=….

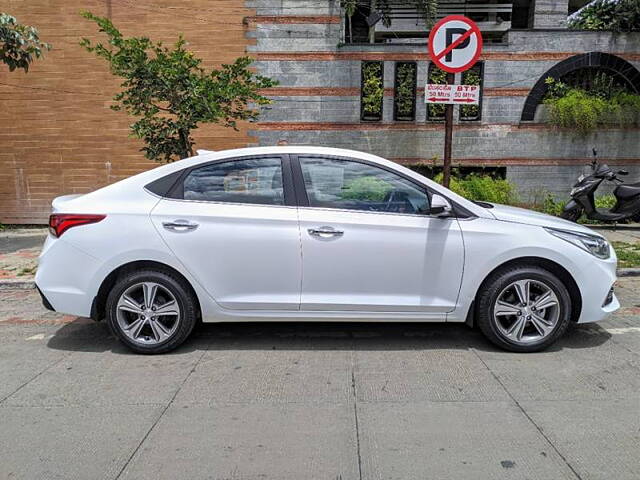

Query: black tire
left=106, top=269, right=198, bottom=354
left=560, top=207, right=582, bottom=222
left=476, top=266, right=572, bottom=353
left=631, top=211, right=640, bottom=224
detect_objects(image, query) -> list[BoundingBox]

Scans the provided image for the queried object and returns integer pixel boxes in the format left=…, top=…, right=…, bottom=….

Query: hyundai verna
left=36, top=147, right=619, bottom=354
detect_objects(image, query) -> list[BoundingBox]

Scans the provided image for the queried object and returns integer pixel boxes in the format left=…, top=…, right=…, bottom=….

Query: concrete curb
left=590, top=225, right=640, bottom=231
left=617, top=268, right=640, bottom=277
left=1, top=269, right=640, bottom=291
left=0, top=279, right=36, bottom=290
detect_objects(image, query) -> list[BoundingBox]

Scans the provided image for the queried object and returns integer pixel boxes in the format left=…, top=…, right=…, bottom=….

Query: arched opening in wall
left=520, top=52, right=640, bottom=122
left=561, top=68, right=634, bottom=92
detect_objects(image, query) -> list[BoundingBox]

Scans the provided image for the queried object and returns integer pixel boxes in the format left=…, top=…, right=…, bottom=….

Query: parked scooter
left=561, top=149, right=640, bottom=223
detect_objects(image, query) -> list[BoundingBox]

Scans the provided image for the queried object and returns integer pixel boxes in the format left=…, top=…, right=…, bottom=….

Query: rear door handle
left=308, top=226, right=344, bottom=238
left=162, top=219, right=199, bottom=232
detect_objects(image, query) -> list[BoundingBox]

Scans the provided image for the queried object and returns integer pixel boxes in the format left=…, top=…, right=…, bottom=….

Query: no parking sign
left=426, top=15, right=483, bottom=188
left=428, top=15, right=483, bottom=74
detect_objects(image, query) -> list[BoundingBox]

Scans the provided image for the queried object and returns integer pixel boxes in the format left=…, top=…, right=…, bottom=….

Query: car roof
left=197, top=146, right=382, bottom=162
left=88, top=146, right=492, bottom=219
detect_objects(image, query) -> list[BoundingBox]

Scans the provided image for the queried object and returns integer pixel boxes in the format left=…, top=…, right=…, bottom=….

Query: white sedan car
left=36, top=146, right=618, bottom=354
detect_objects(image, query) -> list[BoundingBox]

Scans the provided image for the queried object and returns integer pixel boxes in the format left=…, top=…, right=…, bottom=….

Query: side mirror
left=430, top=194, right=453, bottom=217
left=618, top=170, right=629, bottom=176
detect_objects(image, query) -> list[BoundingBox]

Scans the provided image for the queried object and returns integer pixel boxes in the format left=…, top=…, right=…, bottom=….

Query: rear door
left=293, top=155, right=464, bottom=313
left=151, top=155, right=302, bottom=310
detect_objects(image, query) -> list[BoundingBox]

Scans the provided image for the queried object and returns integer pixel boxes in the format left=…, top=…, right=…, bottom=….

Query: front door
left=294, top=155, right=464, bottom=313
left=151, top=155, right=301, bottom=310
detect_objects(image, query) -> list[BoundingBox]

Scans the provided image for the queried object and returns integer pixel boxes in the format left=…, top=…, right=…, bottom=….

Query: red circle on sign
left=428, top=15, right=483, bottom=74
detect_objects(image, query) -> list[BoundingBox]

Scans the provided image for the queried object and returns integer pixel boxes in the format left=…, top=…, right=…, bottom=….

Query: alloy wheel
left=493, top=279, right=560, bottom=345
left=115, top=282, right=181, bottom=346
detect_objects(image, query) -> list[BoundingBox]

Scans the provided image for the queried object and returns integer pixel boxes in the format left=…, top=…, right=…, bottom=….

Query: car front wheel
left=106, top=269, right=198, bottom=354
left=476, top=266, right=572, bottom=352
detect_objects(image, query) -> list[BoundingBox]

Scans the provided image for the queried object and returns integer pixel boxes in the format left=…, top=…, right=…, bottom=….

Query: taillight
left=48, top=214, right=106, bottom=237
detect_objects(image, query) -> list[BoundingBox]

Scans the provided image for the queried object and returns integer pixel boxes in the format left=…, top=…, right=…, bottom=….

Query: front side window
left=183, top=157, right=284, bottom=205
left=299, top=157, right=429, bottom=214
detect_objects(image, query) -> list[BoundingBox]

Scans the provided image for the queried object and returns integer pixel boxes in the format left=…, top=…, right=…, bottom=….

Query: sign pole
left=443, top=72, right=455, bottom=189
left=427, top=15, right=483, bottom=190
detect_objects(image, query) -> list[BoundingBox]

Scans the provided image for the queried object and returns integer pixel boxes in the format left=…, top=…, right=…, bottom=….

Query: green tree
left=0, top=13, right=50, bottom=72
left=80, top=11, right=277, bottom=163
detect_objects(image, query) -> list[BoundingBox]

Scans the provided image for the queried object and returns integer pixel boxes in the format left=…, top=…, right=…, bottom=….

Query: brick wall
left=0, top=0, right=254, bottom=223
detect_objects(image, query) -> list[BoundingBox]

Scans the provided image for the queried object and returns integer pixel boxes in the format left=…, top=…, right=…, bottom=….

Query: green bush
left=427, top=65, right=447, bottom=120
left=595, top=194, right=617, bottom=209
left=535, top=193, right=566, bottom=216
left=544, top=77, right=640, bottom=136
left=460, top=67, right=481, bottom=120
left=435, top=173, right=517, bottom=204
left=395, top=62, right=416, bottom=120
left=532, top=193, right=617, bottom=220
left=361, top=62, right=383, bottom=119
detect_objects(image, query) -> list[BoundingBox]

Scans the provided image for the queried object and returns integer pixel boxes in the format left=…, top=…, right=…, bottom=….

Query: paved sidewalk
left=0, top=228, right=46, bottom=283
left=1, top=278, right=639, bottom=479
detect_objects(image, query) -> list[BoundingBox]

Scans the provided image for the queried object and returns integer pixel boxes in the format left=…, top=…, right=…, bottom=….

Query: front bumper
left=575, top=253, right=619, bottom=323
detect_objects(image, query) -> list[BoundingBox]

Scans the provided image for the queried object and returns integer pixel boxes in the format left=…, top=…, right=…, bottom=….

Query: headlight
left=545, top=227, right=610, bottom=259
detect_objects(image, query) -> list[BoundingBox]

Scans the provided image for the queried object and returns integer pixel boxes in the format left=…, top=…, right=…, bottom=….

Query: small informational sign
left=425, top=84, right=480, bottom=105
left=428, top=15, right=483, bottom=74
left=426, top=15, right=483, bottom=189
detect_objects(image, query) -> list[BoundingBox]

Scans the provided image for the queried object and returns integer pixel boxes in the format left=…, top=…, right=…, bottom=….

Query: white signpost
left=425, top=84, right=480, bottom=105
left=427, top=15, right=483, bottom=187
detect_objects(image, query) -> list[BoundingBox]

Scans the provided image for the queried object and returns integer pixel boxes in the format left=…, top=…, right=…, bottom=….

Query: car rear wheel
left=476, top=266, right=572, bottom=352
left=106, top=269, right=198, bottom=354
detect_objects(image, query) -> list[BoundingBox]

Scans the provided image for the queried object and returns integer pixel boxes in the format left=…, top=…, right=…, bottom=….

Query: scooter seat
left=615, top=182, right=640, bottom=199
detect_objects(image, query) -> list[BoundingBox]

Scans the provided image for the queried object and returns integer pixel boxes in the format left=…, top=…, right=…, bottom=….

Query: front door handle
left=162, top=219, right=199, bottom=233
left=308, top=226, right=344, bottom=239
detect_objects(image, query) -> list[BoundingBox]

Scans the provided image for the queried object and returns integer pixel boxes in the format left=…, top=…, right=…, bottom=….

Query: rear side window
left=183, top=157, right=284, bottom=205
left=299, top=156, right=429, bottom=214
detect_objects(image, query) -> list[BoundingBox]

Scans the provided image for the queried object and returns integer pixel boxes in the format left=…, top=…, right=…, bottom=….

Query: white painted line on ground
left=25, top=333, right=45, bottom=340
left=605, top=327, right=640, bottom=334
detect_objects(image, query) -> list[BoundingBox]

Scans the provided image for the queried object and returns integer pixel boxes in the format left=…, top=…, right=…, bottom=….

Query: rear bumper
left=35, top=284, right=55, bottom=311
left=35, top=236, right=102, bottom=318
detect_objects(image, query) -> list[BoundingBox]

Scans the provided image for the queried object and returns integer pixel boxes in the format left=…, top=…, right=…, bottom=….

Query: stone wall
left=247, top=1, right=640, bottom=202
left=2, top=0, right=640, bottom=222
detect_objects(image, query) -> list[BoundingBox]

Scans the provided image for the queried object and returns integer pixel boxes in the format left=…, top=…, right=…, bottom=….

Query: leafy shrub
left=435, top=173, right=517, bottom=204
left=395, top=62, right=416, bottom=120
left=535, top=193, right=566, bottom=216
left=595, top=194, right=617, bottom=209
left=532, top=193, right=616, bottom=220
left=568, top=0, right=640, bottom=32
left=361, top=62, right=383, bottom=120
left=341, top=176, right=392, bottom=201
left=427, top=65, right=447, bottom=120
left=460, top=67, right=481, bottom=120
left=544, top=77, right=640, bottom=135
